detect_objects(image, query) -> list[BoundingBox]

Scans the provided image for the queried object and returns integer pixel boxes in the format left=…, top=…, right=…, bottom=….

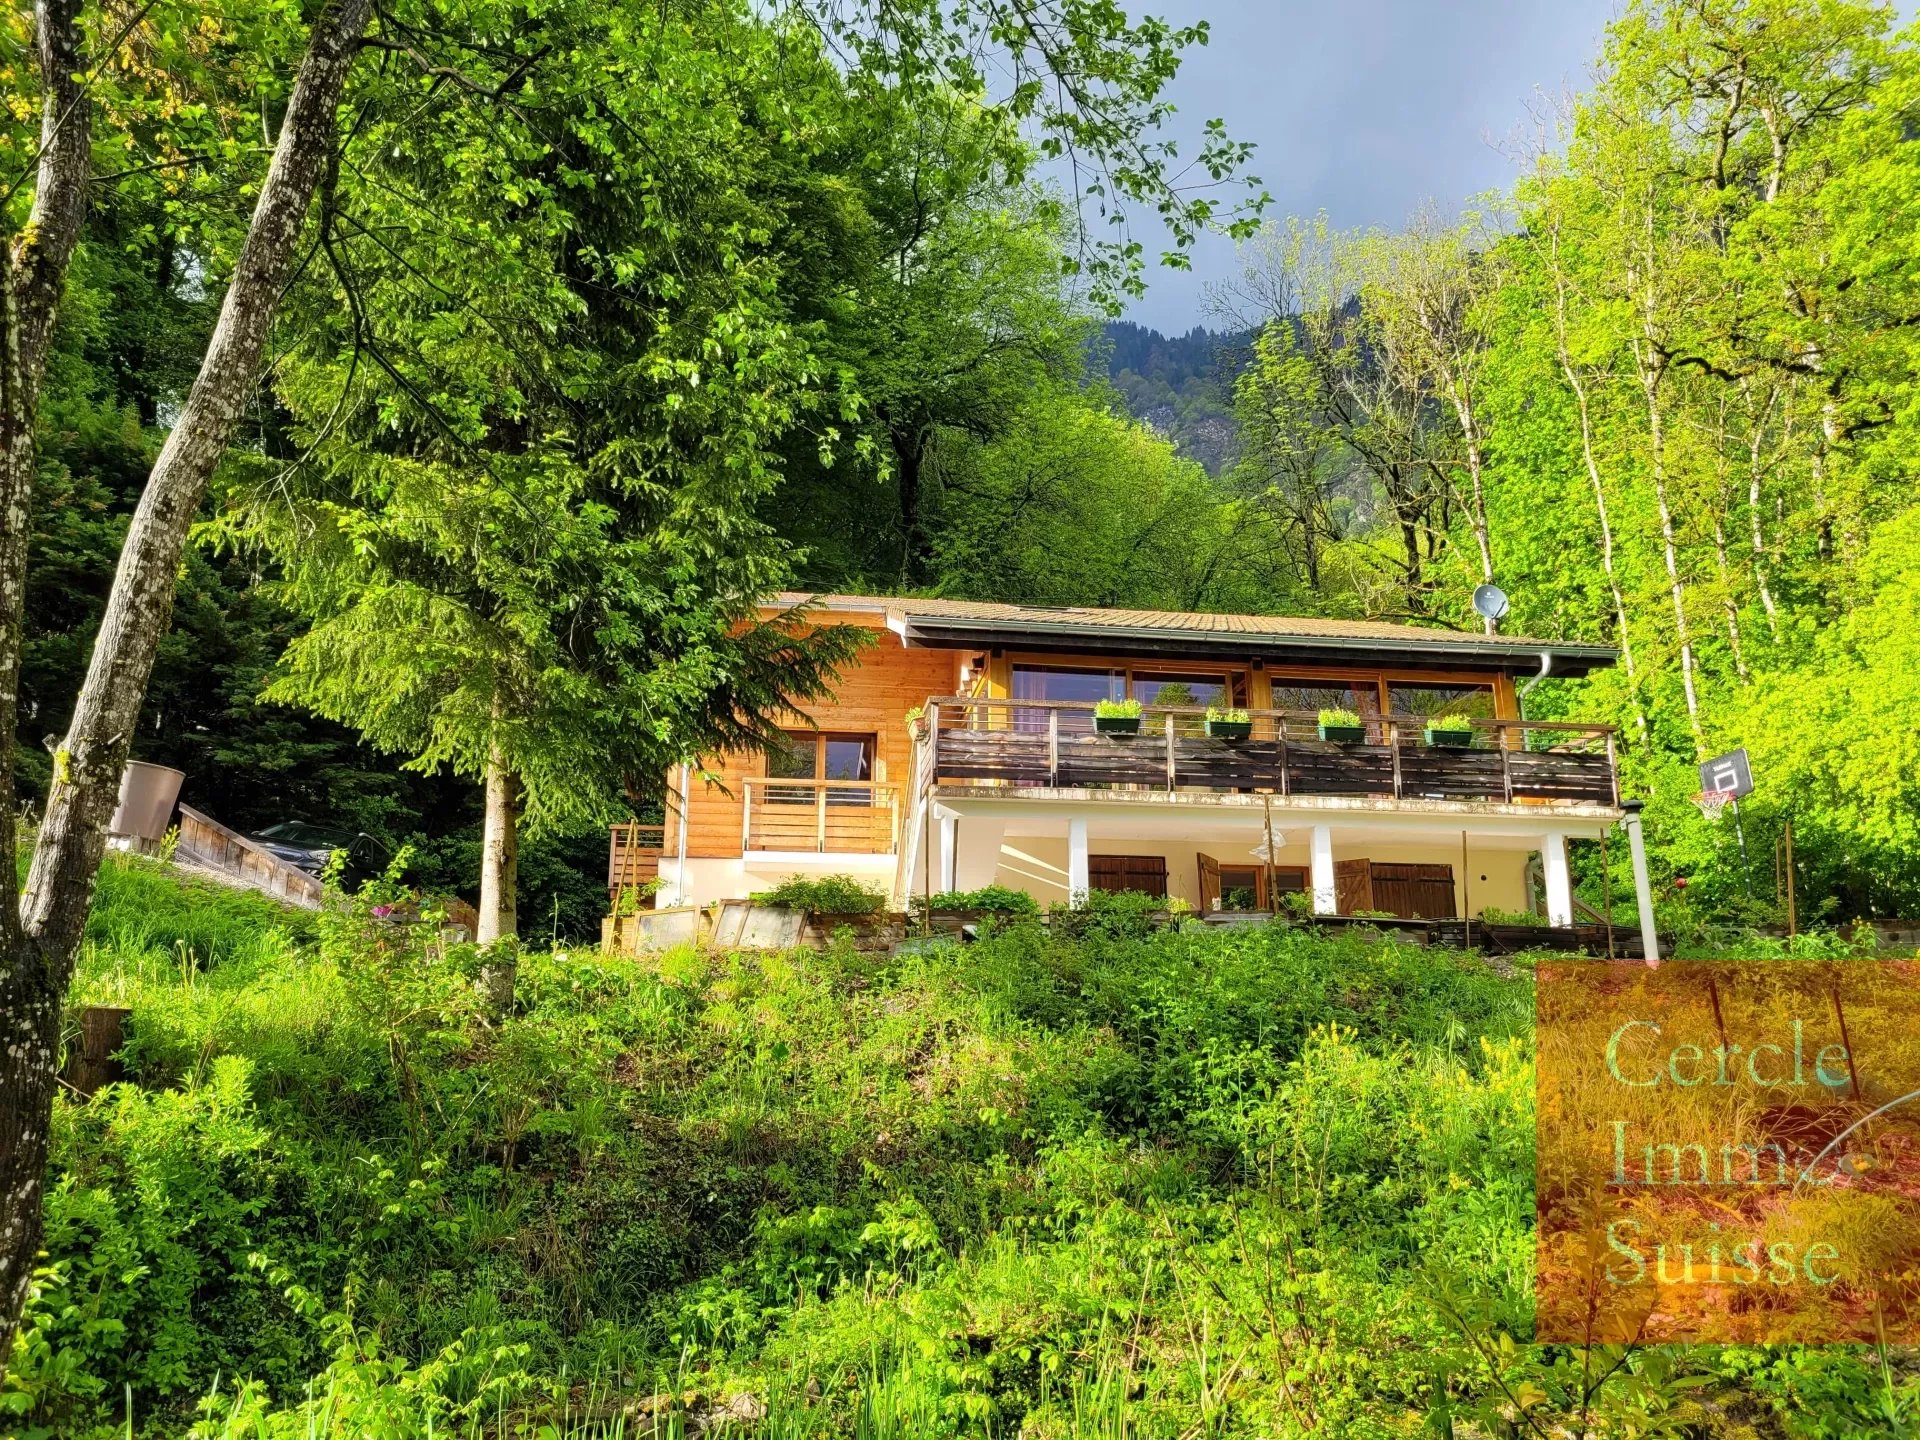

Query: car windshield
left=256, top=822, right=352, bottom=848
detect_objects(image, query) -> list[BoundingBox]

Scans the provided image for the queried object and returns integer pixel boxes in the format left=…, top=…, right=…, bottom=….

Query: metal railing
left=743, top=777, right=902, bottom=854
left=911, top=697, right=1619, bottom=807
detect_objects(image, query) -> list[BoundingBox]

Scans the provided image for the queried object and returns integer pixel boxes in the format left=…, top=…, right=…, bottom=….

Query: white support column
left=938, top=815, right=958, bottom=894
left=1542, top=831, right=1573, bottom=927
left=1067, top=816, right=1090, bottom=907
left=1309, top=824, right=1336, bottom=915
left=1622, top=801, right=1661, bottom=964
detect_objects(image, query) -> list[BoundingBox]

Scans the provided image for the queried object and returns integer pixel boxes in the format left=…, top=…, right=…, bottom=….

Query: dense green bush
left=919, top=885, right=1039, bottom=914
left=747, top=874, right=889, bottom=914
left=10, top=859, right=1907, bottom=1437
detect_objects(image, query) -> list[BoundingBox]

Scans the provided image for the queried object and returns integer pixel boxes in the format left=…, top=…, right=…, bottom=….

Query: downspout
left=1515, top=651, right=1553, bottom=720
left=675, top=763, right=690, bottom=905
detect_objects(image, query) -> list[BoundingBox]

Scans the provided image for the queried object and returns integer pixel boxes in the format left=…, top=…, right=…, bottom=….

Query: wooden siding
left=685, top=621, right=959, bottom=859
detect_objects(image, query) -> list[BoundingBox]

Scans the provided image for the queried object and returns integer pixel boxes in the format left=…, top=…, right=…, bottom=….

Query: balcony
left=742, top=777, right=903, bottom=855
left=912, top=698, right=1619, bottom=808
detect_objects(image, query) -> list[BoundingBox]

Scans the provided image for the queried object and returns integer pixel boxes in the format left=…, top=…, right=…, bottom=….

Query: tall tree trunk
left=1564, top=368, right=1650, bottom=745
left=1710, top=513, right=1748, bottom=682
left=0, top=0, right=372, bottom=1382
left=1637, top=349, right=1705, bottom=753
left=477, top=743, right=520, bottom=947
left=0, top=0, right=96, bottom=1385
left=476, top=741, right=520, bottom=1013
left=892, top=422, right=930, bottom=588
left=1743, top=381, right=1781, bottom=637
left=1, top=0, right=92, bottom=948
left=1541, top=222, right=1649, bottom=745
left=1446, top=388, right=1497, bottom=632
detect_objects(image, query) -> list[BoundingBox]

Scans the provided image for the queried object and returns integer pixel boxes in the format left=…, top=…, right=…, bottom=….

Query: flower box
left=1318, top=722, right=1366, bottom=743
left=1425, top=726, right=1474, bottom=748
left=1094, top=715, right=1142, bottom=736
left=1205, top=719, right=1252, bottom=741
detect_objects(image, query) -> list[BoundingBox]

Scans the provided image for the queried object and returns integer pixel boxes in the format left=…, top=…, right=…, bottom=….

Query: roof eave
left=896, top=614, right=1620, bottom=678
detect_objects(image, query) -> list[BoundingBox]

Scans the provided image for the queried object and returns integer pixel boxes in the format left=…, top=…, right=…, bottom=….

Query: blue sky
left=1115, top=0, right=1619, bottom=330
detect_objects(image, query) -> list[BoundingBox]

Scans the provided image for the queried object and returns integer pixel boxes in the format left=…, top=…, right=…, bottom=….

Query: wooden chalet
left=609, top=593, right=1647, bottom=934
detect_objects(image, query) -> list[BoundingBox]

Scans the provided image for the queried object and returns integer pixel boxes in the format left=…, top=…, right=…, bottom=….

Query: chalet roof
left=773, top=593, right=1620, bottom=679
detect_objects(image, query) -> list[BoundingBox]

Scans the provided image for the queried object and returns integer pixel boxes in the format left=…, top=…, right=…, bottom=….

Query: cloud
left=1100, top=0, right=1615, bottom=329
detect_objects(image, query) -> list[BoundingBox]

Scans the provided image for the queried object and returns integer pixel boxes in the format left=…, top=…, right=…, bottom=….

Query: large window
left=767, top=731, right=874, bottom=804
left=1269, top=678, right=1380, bottom=718
left=1130, top=671, right=1240, bottom=734
left=1386, top=683, right=1494, bottom=720
left=1012, top=665, right=1122, bottom=732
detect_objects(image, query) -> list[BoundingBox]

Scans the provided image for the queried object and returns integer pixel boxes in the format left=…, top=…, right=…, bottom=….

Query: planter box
left=806, top=911, right=906, bottom=953
left=1204, top=720, right=1252, bottom=741
left=811, top=910, right=892, bottom=931
left=922, top=906, right=1035, bottom=936
left=1425, top=727, right=1474, bottom=748
left=1318, top=723, right=1366, bottom=743
left=1093, top=715, right=1142, bottom=736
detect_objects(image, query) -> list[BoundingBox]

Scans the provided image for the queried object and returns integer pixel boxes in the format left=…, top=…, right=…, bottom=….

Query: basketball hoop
left=1692, top=789, right=1735, bottom=822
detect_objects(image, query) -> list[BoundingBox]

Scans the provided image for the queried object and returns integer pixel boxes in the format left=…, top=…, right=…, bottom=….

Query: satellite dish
left=1472, top=583, right=1510, bottom=622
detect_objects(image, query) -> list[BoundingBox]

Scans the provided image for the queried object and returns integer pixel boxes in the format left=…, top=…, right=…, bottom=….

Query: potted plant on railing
left=1093, top=697, right=1143, bottom=736
left=1317, top=707, right=1366, bottom=743
left=1204, top=705, right=1252, bottom=741
left=1424, top=712, right=1475, bottom=748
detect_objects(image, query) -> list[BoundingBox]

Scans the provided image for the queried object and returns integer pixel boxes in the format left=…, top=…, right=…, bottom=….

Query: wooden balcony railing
left=913, top=698, right=1619, bottom=807
left=607, top=821, right=667, bottom=894
left=743, top=777, right=902, bottom=854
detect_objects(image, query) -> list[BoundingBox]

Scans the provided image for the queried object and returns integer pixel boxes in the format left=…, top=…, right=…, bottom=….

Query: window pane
left=765, top=731, right=815, bottom=804
left=821, top=737, right=872, bottom=781
left=1269, top=680, right=1379, bottom=716
left=1217, top=866, right=1261, bottom=911
left=1012, top=665, right=1122, bottom=732
left=767, top=732, right=815, bottom=779
left=1133, top=672, right=1227, bottom=736
left=822, top=735, right=875, bottom=805
left=1387, top=683, right=1494, bottom=720
left=1131, top=673, right=1226, bottom=709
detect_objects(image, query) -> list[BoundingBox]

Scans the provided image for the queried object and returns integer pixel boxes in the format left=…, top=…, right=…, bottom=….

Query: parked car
left=248, top=821, right=385, bottom=878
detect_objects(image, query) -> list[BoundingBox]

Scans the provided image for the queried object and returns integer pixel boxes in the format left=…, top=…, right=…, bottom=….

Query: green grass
left=7, top=859, right=1909, bottom=1438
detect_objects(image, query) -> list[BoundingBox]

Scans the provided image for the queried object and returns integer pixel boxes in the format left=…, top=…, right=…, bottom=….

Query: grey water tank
left=108, top=761, right=185, bottom=842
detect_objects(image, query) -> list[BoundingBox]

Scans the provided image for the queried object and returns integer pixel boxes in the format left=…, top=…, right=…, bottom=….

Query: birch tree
left=0, top=0, right=375, bottom=1382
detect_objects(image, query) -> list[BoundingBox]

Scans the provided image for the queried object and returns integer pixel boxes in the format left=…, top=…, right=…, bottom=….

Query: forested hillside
left=1098, top=321, right=1250, bottom=474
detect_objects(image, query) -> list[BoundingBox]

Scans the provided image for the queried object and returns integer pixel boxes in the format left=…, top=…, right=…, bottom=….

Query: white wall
left=986, top=833, right=1533, bottom=916
left=664, top=832, right=1536, bottom=918
left=665, top=854, right=898, bottom=908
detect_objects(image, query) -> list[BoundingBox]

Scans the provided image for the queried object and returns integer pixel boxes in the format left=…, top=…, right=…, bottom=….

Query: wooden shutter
left=1333, top=858, right=1372, bottom=915
left=1196, top=853, right=1222, bottom=911
left=1369, top=863, right=1456, bottom=919
left=1089, top=854, right=1168, bottom=898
